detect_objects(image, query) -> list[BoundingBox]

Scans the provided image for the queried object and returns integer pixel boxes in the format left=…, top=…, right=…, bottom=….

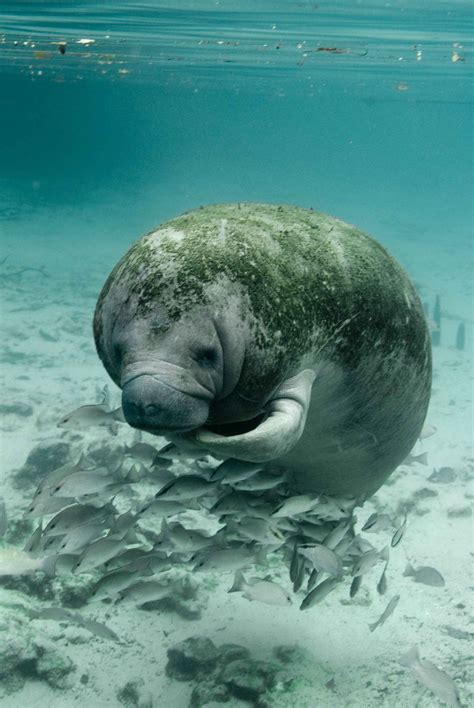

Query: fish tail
left=41, top=554, right=58, bottom=576
left=399, top=645, right=420, bottom=667
left=229, top=570, right=246, bottom=593
left=403, top=563, right=414, bottom=577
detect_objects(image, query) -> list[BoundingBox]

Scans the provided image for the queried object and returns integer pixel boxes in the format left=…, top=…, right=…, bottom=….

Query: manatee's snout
left=122, top=375, right=210, bottom=433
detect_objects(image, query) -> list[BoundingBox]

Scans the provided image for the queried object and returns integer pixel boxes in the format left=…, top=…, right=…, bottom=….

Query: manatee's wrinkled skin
left=94, top=203, right=432, bottom=500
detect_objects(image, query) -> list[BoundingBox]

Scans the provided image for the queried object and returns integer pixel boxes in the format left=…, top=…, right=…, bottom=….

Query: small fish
left=289, top=543, right=299, bottom=583
left=352, top=546, right=389, bottom=576
left=138, top=499, right=191, bottom=518
left=293, top=553, right=306, bottom=593
left=403, top=563, right=445, bottom=587
left=362, top=513, right=393, bottom=534
left=403, top=451, right=429, bottom=466
left=369, top=594, right=400, bottom=632
left=0, top=499, right=7, bottom=538
left=57, top=521, right=108, bottom=555
left=323, top=520, right=352, bottom=550
left=80, top=618, right=120, bottom=642
left=28, top=606, right=78, bottom=623
left=124, top=442, right=161, bottom=467
left=419, top=423, right=437, bottom=440
left=0, top=547, right=57, bottom=576
left=73, top=535, right=140, bottom=573
left=229, top=570, right=292, bottom=606
left=51, top=470, right=119, bottom=498
left=24, top=494, right=76, bottom=519
left=271, top=494, right=320, bottom=518
left=391, top=514, right=407, bottom=548
left=300, top=577, right=339, bottom=610
left=57, top=402, right=124, bottom=433
left=299, top=544, right=343, bottom=578
left=210, top=491, right=255, bottom=517
left=211, top=459, right=263, bottom=483
left=377, top=562, right=388, bottom=595
left=155, top=474, right=214, bottom=501
left=164, top=521, right=215, bottom=553
left=399, top=645, right=461, bottom=707
left=305, top=496, right=352, bottom=522
left=90, top=570, right=143, bottom=601
left=193, top=544, right=267, bottom=572
left=232, top=471, right=286, bottom=492
left=43, top=504, right=111, bottom=538
left=350, top=575, right=362, bottom=598
left=31, top=455, right=92, bottom=500
left=23, top=522, right=43, bottom=555
left=226, top=517, right=284, bottom=546
left=298, top=521, right=329, bottom=543
left=119, top=579, right=173, bottom=605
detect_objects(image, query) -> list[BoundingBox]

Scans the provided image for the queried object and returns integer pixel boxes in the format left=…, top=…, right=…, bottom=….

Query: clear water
left=0, top=2, right=472, bottom=707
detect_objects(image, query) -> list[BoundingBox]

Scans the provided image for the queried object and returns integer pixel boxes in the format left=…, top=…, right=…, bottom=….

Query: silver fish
left=362, top=513, right=393, bottom=534
left=350, top=575, right=363, bottom=598
left=124, top=442, right=160, bottom=466
left=305, top=496, right=351, bottom=522
left=299, top=544, right=343, bottom=578
left=232, top=471, right=286, bottom=492
left=229, top=570, right=292, bottom=606
left=403, top=563, right=445, bottom=587
left=377, top=562, right=388, bottom=595
left=193, top=545, right=267, bottom=573
left=226, top=517, right=284, bottom=546
left=369, top=594, right=400, bottom=632
left=300, top=577, right=339, bottom=610
left=419, top=423, right=437, bottom=440
left=57, top=522, right=108, bottom=555
left=403, top=451, right=428, bottom=466
left=211, top=459, right=263, bottom=483
left=399, top=645, right=461, bottom=707
left=271, top=494, right=320, bottom=518
left=297, top=521, right=329, bottom=544
left=57, top=402, right=124, bottom=433
left=90, top=570, right=144, bottom=601
left=324, top=520, right=352, bottom=550
left=73, top=536, right=140, bottom=573
left=28, top=606, right=78, bottom=622
left=138, top=499, right=191, bottom=519
left=80, top=618, right=120, bottom=642
left=32, top=454, right=92, bottom=500
left=43, top=504, right=111, bottom=538
left=164, top=521, right=215, bottom=553
left=391, top=514, right=407, bottom=547
left=24, top=495, right=76, bottom=519
left=51, top=470, right=119, bottom=498
left=119, top=579, right=173, bottom=605
left=210, top=492, right=256, bottom=518
left=352, top=546, right=389, bottom=576
left=0, top=547, right=57, bottom=576
left=155, top=474, right=214, bottom=501
left=23, top=522, right=43, bottom=555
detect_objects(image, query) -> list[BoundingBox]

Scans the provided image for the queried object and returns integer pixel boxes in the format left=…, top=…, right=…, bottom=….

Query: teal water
left=0, top=2, right=473, bottom=707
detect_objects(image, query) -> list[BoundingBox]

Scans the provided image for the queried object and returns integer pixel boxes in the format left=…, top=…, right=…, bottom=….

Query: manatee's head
left=93, top=238, right=247, bottom=437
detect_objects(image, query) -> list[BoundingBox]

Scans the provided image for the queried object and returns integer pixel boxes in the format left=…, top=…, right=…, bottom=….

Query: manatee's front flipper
left=191, top=369, right=316, bottom=463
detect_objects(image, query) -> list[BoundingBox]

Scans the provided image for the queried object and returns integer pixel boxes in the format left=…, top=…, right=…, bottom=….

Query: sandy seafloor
left=0, top=201, right=473, bottom=708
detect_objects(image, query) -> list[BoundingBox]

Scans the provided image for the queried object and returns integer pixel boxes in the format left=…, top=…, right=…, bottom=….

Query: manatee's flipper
left=193, top=370, right=316, bottom=462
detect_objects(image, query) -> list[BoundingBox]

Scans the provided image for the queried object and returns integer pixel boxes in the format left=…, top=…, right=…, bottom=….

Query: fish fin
left=160, top=517, right=170, bottom=538
left=229, top=570, right=246, bottom=593
left=403, top=563, right=414, bottom=577
left=380, top=545, right=390, bottom=563
left=368, top=620, right=379, bottom=633
left=112, top=407, right=126, bottom=423
left=108, top=421, right=118, bottom=436
left=255, top=545, right=268, bottom=566
left=399, top=645, right=420, bottom=667
left=41, top=554, right=59, bottom=576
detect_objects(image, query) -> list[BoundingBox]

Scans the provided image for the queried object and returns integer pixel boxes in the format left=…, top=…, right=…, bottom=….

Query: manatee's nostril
left=144, top=404, right=159, bottom=416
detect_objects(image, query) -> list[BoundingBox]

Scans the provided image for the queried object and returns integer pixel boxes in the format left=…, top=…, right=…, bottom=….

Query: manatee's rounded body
left=94, top=203, right=432, bottom=500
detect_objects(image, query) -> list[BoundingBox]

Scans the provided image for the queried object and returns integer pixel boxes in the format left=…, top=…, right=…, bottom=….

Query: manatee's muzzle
left=121, top=374, right=210, bottom=434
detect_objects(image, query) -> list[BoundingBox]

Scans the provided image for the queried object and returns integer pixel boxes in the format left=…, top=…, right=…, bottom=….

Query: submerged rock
left=166, top=636, right=219, bottom=680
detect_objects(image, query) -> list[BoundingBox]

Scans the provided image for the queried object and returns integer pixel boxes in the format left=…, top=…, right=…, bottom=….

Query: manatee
left=94, top=203, right=431, bottom=500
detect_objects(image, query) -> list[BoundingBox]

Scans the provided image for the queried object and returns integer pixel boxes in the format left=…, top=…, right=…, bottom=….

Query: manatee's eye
left=193, top=347, right=218, bottom=369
